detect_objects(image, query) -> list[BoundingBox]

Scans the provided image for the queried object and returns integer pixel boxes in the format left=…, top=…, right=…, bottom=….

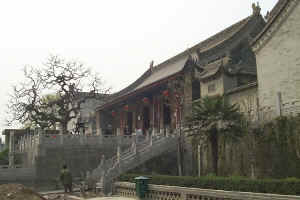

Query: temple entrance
left=102, top=112, right=114, bottom=135
left=143, top=107, right=150, bottom=134
left=126, top=112, right=133, bottom=135
left=192, top=80, right=201, bottom=101
left=163, top=103, right=171, bottom=126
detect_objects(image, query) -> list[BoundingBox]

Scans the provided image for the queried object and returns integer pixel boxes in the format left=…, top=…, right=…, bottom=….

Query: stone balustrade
left=87, top=132, right=179, bottom=194
left=15, top=133, right=137, bottom=168
left=17, top=134, right=40, bottom=153
left=114, top=181, right=300, bottom=200
left=16, top=134, right=136, bottom=151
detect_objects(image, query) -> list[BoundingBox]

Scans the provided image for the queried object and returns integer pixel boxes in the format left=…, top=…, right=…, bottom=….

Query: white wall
left=256, top=1, right=300, bottom=115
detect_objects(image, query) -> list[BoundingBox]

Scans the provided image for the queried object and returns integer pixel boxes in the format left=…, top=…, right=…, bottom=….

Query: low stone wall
left=34, top=143, right=132, bottom=183
left=15, top=134, right=135, bottom=177
left=114, top=181, right=300, bottom=200
left=17, top=134, right=135, bottom=152
left=0, top=168, right=36, bottom=183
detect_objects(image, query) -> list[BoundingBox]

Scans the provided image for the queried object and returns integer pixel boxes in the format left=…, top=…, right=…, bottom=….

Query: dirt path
left=0, top=184, right=46, bottom=200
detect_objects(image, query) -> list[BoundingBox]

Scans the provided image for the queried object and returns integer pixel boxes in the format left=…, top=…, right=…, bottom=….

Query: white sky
left=0, top=0, right=277, bottom=140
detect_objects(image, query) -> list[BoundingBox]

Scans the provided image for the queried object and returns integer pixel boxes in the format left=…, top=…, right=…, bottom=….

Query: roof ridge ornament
left=264, top=11, right=270, bottom=21
left=149, top=60, right=154, bottom=72
left=252, top=2, right=261, bottom=16
left=186, top=47, right=198, bottom=64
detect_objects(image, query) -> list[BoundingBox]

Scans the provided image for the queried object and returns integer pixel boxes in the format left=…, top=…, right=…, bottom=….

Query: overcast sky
left=0, top=0, right=277, bottom=140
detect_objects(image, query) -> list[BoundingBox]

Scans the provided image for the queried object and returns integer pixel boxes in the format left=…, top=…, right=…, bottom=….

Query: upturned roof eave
left=96, top=71, right=183, bottom=111
left=225, top=81, right=258, bottom=95
left=251, top=0, right=289, bottom=47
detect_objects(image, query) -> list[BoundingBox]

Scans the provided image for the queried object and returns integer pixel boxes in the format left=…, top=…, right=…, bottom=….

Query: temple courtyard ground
left=0, top=184, right=134, bottom=200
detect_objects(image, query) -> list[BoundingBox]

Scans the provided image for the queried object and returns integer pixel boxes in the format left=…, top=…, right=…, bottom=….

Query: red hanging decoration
left=162, top=90, right=169, bottom=97
left=174, top=92, right=181, bottom=103
left=111, top=110, right=116, bottom=117
left=142, top=97, right=149, bottom=104
left=124, top=105, right=129, bottom=111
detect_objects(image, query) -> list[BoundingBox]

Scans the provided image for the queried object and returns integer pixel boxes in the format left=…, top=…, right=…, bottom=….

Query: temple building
left=95, top=8, right=266, bottom=137
left=252, top=0, right=300, bottom=118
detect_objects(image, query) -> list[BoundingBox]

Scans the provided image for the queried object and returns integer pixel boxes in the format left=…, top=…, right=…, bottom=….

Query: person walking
left=60, top=164, right=73, bottom=193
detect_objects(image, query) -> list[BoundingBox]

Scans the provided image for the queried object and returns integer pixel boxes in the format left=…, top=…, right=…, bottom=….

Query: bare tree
left=7, top=55, right=110, bottom=133
left=169, top=77, right=185, bottom=176
left=239, top=94, right=259, bottom=179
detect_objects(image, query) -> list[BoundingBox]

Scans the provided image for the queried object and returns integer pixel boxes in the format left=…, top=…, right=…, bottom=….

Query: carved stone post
left=198, top=144, right=201, bottom=177
left=29, top=134, right=32, bottom=147
left=60, top=134, right=64, bottom=145
left=276, top=92, right=282, bottom=117
left=96, top=128, right=102, bottom=136
left=180, top=192, right=188, bottom=200
left=95, top=111, right=102, bottom=135
left=117, top=145, right=121, bottom=163
left=19, top=136, right=23, bottom=152
left=166, top=127, right=170, bottom=137
left=161, top=128, right=165, bottom=135
left=256, top=97, right=260, bottom=122
left=132, top=140, right=137, bottom=155
left=146, top=131, right=149, bottom=141
left=9, top=130, right=15, bottom=168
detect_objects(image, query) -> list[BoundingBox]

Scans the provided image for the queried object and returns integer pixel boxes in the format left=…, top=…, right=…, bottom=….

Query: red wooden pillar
left=95, top=111, right=102, bottom=135
left=120, top=111, right=124, bottom=135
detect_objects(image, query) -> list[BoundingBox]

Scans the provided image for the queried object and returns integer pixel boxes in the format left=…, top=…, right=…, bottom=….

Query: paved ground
left=88, top=197, right=135, bottom=200
left=40, top=188, right=135, bottom=200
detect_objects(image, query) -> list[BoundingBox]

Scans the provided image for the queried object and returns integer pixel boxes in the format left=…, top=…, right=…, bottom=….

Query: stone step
left=89, top=134, right=179, bottom=190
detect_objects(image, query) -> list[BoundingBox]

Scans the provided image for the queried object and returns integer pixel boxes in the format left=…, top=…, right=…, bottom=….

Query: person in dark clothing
left=60, top=164, right=73, bottom=193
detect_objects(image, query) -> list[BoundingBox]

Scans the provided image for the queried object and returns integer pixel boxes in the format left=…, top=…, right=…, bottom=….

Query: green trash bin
left=135, top=176, right=150, bottom=199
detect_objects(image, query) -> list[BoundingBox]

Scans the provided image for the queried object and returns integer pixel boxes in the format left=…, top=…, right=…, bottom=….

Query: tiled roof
left=198, top=58, right=257, bottom=81
left=198, top=60, right=223, bottom=80
left=187, top=16, right=252, bottom=53
left=252, top=0, right=289, bottom=46
left=135, top=58, right=188, bottom=90
left=225, top=81, right=258, bottom=95
left=101, top=57, right=188, bottom=105
left=226, top=61, right=257, bottom=76
left=98, top=14, right=261, bottom=110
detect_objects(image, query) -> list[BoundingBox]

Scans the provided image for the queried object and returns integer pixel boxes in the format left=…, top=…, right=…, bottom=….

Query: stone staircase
left=87, top=133, right=179, bottom=193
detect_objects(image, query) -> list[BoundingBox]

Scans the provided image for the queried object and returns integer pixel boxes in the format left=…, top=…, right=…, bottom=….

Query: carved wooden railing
left=114, top=181, right=300, bottom=200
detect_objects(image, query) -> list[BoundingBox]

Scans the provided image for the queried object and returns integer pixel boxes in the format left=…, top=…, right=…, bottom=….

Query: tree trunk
left=198, top=144, right=202, bottom=177
left=249, top=139, right=256, bottom=179
left=61, top=122, right=68, bottom=134
left=177, top=116, right=184, bottom=176
left=177, top=132, right=184, bottom=176
left=210, top=129, right=219, bottom=176
left=177, top=139, right=183, bottom=176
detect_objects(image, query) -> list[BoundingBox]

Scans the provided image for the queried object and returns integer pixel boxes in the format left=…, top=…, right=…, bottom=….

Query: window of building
left=192, top=80, right=201, bottom=101
left=208, top=83, right=216, bottom=93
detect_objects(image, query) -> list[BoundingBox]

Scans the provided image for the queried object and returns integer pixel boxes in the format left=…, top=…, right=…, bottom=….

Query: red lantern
left=124, top=105, right=129, bottom=111
left=111, top=110, right=116, bottom=117
left=162, top=90, right=169, bottom=97
left=142, top=97, right=149, bottom=104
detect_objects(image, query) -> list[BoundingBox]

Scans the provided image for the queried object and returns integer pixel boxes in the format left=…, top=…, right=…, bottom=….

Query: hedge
left=118, top=174, right=300, bottom=195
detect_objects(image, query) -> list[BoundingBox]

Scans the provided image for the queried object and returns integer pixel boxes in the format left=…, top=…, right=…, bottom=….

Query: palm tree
left=187, top=95, right=243, bottom=175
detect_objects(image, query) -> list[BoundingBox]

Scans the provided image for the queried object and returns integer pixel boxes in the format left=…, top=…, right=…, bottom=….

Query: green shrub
left=0, top=148, right=9, bottom=165
left=119, top=174, right=300, bottom=195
